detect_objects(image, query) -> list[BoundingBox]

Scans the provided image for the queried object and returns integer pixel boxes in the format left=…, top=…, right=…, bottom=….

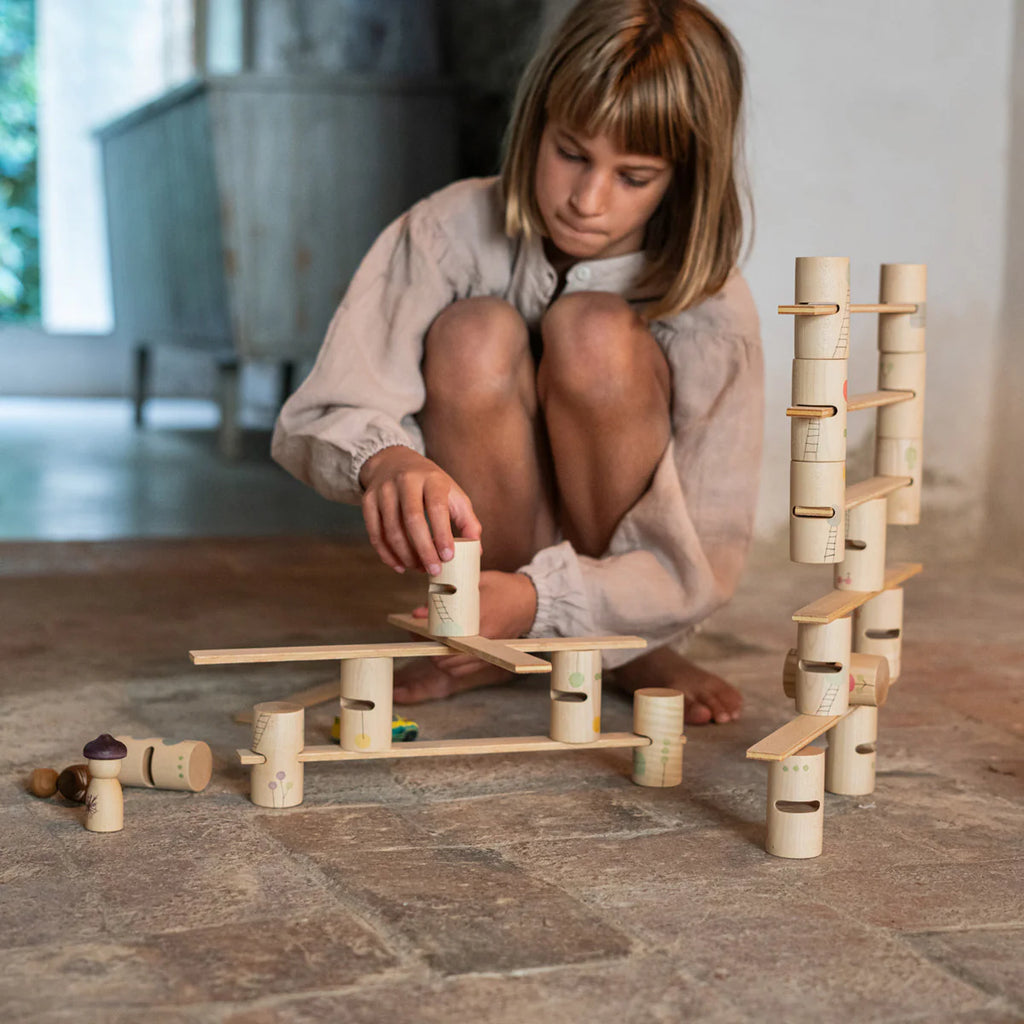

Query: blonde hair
left=502, top=0, right=748, bottom=320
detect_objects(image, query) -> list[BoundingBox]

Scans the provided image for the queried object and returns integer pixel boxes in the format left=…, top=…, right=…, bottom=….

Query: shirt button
left=572, top=266, right=592, bottom=283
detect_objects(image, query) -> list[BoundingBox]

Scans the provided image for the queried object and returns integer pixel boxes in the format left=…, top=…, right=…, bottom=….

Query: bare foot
left=613, top=645, right=742, bottom=725
left=392, top=658, right=509, bottom=704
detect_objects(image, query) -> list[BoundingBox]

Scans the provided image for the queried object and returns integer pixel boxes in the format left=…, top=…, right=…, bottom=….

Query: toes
left=684, top=700, right=713, bottom=725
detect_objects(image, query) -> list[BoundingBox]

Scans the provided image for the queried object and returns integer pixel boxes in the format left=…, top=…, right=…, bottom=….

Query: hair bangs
left=545, top=37, right=692, bottom=164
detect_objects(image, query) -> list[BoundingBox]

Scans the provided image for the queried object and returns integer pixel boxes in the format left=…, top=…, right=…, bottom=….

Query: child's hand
left=359, top=446, right=482, bottom=575
left=411, top=570, right=538, bottom=676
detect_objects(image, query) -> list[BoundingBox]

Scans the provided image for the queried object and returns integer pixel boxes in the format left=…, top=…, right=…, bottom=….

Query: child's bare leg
left=537, top=291, right=742, bottom=723
left=395, top=297, right=555, bottom=703
left=418, top=296, right=556, bottom=571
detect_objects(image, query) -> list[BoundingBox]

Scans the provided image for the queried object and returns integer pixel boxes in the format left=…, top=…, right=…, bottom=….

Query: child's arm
left=272, top=193, right=479, bottom=570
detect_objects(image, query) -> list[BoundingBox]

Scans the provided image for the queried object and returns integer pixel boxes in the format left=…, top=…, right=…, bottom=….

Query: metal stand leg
left=132, top=344, right=150, bottom=427
left=217, top=358, right=242, bottom=459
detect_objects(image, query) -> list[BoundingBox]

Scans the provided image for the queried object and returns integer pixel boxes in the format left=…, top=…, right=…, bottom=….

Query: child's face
left=535, top=120, right=673, bottom=263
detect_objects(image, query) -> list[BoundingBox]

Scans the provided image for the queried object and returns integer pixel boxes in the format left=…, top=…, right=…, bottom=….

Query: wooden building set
left=746, top=256, right=926, bottom=857
left=190, top=538, right=687, bottom=807
left=181, top=254, right=925, bottom=862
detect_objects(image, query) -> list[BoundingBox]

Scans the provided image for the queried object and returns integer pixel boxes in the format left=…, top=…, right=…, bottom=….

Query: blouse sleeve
left=517, top=290, right=764, bottom=670
left=271, top=201, right=470, bottom=505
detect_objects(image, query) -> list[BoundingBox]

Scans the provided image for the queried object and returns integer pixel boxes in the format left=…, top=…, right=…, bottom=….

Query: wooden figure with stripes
left=748, top=256, right=925, bottom=858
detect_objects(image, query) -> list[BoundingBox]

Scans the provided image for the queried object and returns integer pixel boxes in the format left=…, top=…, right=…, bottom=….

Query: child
left=272, top=0, right=763, bottom=725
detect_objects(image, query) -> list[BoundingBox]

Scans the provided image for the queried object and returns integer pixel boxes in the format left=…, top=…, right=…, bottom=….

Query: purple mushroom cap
left=83, top=733, right=128, bottom=760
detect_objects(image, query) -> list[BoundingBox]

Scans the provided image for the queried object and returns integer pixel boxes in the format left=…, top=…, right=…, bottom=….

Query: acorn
left=28, top=768, right=59, bottom=798
left=56, top=764, right=90, bottom=803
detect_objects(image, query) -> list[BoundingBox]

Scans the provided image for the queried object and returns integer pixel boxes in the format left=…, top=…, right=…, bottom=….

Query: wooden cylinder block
left=340, top=657, right=393, bottom=752
left=549, top=649, right=602, bottom=744
left=878, top=263, right=927, bottom=353
left=250, top=701, right=304, bottom=808
left=791, top=358, right=848, bottom=462
left=794, top=256, right=850, bottom=359
left=790, top=460, right=845, bottom=563
left=854, top=587, right=904, bottom=682
left=825, top=706, right=878, bottom=795
left=875, top=437, right=923, bottom=524
left=428, top=538, right=481, bottom=636
left=877, top=352, right=926, bottom=438
left=631, top=687, right=685, bottom=788
left=783, top=649, right=889, bottom=708
left=766, top=746, right=825, bottom=859
left=115, top=736, right=213, bottom=792
left=835, top=497, right=887, bottom=592
left=795, top=618, right=852, bottom=716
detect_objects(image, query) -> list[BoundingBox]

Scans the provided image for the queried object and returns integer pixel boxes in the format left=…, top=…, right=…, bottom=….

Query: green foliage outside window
left=0, top=0, right=38, bottom=322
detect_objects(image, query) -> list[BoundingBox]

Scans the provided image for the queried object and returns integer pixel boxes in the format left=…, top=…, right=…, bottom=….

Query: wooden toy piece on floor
left=766, top=746, right=825, bottom=859
left=82, top=734, right=128, bottom=833
left=115, top=736, right=213, bottom=792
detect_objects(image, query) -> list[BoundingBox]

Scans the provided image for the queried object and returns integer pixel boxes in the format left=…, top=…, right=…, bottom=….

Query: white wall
left=715, top=0, right=1015, bottom=542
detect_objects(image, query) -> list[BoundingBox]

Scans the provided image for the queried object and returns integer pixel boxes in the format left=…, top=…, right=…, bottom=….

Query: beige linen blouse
left=272, top=177, right=763, bottom=669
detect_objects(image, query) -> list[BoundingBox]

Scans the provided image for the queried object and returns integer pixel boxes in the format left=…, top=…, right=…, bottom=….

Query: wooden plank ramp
left=746, top=712, right=851, bottom=762
left=793, top=562, right=923, bottom=624
left=238, top=732, right=658, bottom=765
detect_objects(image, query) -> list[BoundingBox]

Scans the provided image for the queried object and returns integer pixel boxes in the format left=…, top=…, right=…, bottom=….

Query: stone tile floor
left=1, top=537, right=1021, bottom=1023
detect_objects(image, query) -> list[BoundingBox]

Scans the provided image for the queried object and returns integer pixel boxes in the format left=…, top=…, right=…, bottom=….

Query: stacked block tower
left=747, top=256, right=927, bottom=858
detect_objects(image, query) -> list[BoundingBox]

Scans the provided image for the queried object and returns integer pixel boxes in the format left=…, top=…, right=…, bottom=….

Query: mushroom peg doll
left=83, top=734, right=128, bottom=833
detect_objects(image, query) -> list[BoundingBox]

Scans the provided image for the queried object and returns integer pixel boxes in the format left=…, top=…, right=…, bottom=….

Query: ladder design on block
left=802, top=417, right=821, bottom=459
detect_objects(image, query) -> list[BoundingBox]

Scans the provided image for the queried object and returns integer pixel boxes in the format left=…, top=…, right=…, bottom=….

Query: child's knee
left=424, top=298, right=529, bottom=399
left=539, top=292, right=648, bottom=402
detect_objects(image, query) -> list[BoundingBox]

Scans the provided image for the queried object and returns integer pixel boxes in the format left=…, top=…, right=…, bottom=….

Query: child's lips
left=557, top=213, right=604, bottom=237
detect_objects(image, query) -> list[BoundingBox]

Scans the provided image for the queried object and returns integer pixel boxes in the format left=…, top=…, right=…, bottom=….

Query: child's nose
left=570, top=172, right=607, bottom=216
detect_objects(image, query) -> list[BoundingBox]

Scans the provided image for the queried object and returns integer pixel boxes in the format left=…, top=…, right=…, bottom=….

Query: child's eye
left=621, top=174, right=652, bottom=188
left=557, top=146, right=585, bottom=162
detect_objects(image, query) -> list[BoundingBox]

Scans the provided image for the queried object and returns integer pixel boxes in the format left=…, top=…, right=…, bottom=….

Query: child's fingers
left=375, top=482, right=422, bottom=571
left=448, top=488, right=482, bottom=541
left=396, top=477, right=443, bottom=575
left=424, top=477, right=455, bottom=563
left=411, top=605, right=428, bottom=619
left=361, top=489, right=406, bottom=573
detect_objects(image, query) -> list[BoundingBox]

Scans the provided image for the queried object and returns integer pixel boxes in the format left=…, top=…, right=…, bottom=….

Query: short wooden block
left=791, top=460, right=846, bottom=564
left=825, top=706, right=878, bottom=796
left=250, top=701, right=304, bottom=808
left=878, top=263, right=927, bottom=353
left=791, top=358, right=848, bottom=462
left=854, top=587, right=905, bottom=682
left=549, top=649, right=602, bottom=744
left=794, top=256, right=850, bottom=359
left=766, top=747, right=825, bottom=859
left=783, top=650, right=889, bottom=708
left=795, top=618, right=852, bottom=716
left=428, top=538, right=481, bottom=637
left=115, top=736, right=213, bottom=792
left=835, top=497, right=887, bottom=592
left=631, top=688, right=685, bottom=788
left=340, top=657, right=392, bottom=752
